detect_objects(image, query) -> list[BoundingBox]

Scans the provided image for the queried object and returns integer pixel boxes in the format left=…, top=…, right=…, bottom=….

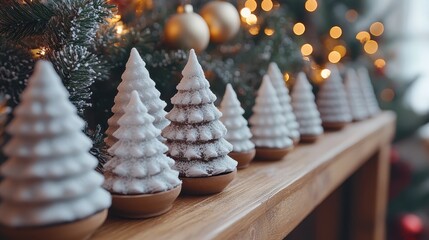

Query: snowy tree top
left=177, top=49, right=210, bottom=91
left=267, top=62, right=289, bottom=93
left=295, top=72, right=312, bottom=91
left=255, top=75, right=278, bottom=105
left=220, top=84, right=241, bottom=109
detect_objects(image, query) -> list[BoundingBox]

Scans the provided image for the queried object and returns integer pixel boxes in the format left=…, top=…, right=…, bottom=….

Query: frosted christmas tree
left=104, top=91, right=181, bottom=218
left=291, top=72, right=323, bottom=142
left=357, top=67, right=381, bottom=116
left=105, top=48, right=169, bottom=147
left=267, top=62, right=300, bottom=144
left=317, top=64, right=352, bottom=130
left=219, top=84, right=255, bottom=169
left=162, top=49, right=236, bottom=194
left=250, top=75, right=294, bottom=160
left=344, top=68, right=370, bottom=121
left=0, top=61, right=110, bottom=238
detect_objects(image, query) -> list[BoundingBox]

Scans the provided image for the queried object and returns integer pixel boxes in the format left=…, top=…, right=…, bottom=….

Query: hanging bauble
left=164, top=4, right=210, bottom=53
left=200, top=1, right=241, bottom=43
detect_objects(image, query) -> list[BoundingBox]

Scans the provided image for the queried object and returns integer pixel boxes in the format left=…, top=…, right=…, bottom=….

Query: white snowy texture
left=356, top=67, right=381, bottom=116
left=291, top=72, right=323, bottom=136
left=317, top=65, right=352, bottom=124
left=161, top=49, right=237, bottom=177
left=0, top=61, right=111, bottom=227
left=219, top=84, right=255, bottom=152
left=250, top=75, right=294, bottom=148
left=267, top=63, right=300, bottom=142
left=103, top=91, right=181, bottom=195
left=344, top=68, right=370, bottom=121
left=105, top=48, right=169, bottom=147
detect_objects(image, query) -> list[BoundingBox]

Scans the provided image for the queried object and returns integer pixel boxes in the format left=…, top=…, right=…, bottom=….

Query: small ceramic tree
left=317, top=64, right=352, bottom=130
left=104, top=91, right=181, bottom=218
left=291, top=72, right=323, bottom=142
left=219, top=84, right=255, bottom=169
left=0, top=61, right=111, bottom=240
left=356, top=67, right=381, bottom=116
left=267, top=62, right=300, bottom=144
left=105, top=48, right=169, bottom=147
left=250, top=75, right=294, bottom=160
left=344, top=68, right=370, bottom=121
left=162, top=49, right=237, bottom=195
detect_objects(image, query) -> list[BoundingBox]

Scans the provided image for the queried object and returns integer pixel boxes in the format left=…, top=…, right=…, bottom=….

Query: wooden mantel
left=92, top=111, right=396, bottom=240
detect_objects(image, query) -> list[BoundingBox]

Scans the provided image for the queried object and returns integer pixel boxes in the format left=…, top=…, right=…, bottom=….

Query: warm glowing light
left=39, top=47, right=47, bottom=56
left=370, top=22, right=384, bottom=36
left=264, top=28, right=275, bottom=36
left=301, top=43, right=313, bottom=56
left=374, top=58, right=386, bottom=68
left=116, top=22, right=124, bottom=35
left=333, top=45, right=347, bottom=57
left=293, top=22, right=305, bottom=35
left=108, top=14, right=121, bottom=24
left=261, top=0, right=273, bottom=11
left=284, top=72, right=290, bottom=82
left=245, top=0, right=257, bottom=12
left=329, top=26, right=342, bottom=39
left=328, top=51, right=341, bottom=63
left=345, top=9, right=358, bottom=22
left=246, top=14, right=258, bottom=25
left=380, top=88, right=395, bottom=102
left=305, top=0, right=318, bottom=12
left=356, top=31, right=370, bottom=43
left=364, top=40, right=378, bottom=54
left=249, top=26, right=260, bottom=35
left=240, top=8, right=251, bottom=18
left=321, top=69, right=331, bottom=79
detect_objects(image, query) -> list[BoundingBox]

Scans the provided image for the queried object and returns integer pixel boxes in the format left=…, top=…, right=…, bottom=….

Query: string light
left=364, top=40, right=378, bottom=54
left=240, top=8, right=251, bottom=18
left=261, top=0, right=273, bottom=12
left=264, top=28, right=275, bottom=36
left=245, top=0, right=257, bottom=12
left=356, top=31, right=370, bottom=43
left=246, top=14, right=258, bottom=25
left=284, top=73, right=290, bottom=82
left=293, top=22, right=305, bottom=35
left=329, top=26, right=342, bottom=39
left=333, top=45, right=347, bottom=57
left=301, top=43, right=313, bottom=56
left=345, top=9, right=358, bottom=22
left=370, top=22, right=384, bottom=36
left=328, top=51, right=341, bottom=63
left=374, top=58, right=386, bottom=68
left=249, top=26, right=260, bottom=35
left=321, top=69, right=331, bottom=79
left=305, top=0, right=318, bottom=12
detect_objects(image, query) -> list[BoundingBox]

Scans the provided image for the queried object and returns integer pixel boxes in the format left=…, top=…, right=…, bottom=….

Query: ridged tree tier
left=345, top=68, right=370, bottom=121
left=357, top=67, right=381, bottom=116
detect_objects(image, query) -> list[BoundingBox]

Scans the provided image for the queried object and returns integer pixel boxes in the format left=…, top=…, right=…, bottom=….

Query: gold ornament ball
left=200, top=1, right=241, bottom=43
left=164, top=4, right=210, bottom=53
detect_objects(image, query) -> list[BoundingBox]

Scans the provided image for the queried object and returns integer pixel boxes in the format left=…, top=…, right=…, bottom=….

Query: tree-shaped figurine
left=356, top=67, right=381, bottom=117
left=0, top=61, right=111, bottom=240
left=344, top=68, right=370, bottom=121
left=162, top=49, right=237, bottom=195
left=103, top=91, right=181, bottom=218
left=250, top=75, right=294, bottom=160
left=105, top=48, right=169, bottom=147
left=291, top=72, right=323, bottom=143
left=317, top=64, right=352, bottom=130
left=219, top=84, right=255, bottom=169
left=267, top=62, right=300, bottom=144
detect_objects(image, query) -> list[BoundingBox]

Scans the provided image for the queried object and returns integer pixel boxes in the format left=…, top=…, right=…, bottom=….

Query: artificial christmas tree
left=317, top=65, right=352, bottom=130
left=267, top=62, right=300, bottom=144
left=162, top=49, right=237, bottom=195
left=0, top=61, right=111, bottom=240
left=344, top=68, right=370, bottom=121
left=104, top=91, right=181, bottom=218
left=250, top=75, right=294, bottom=160
left=219, top=84, right=255, bottom=169
left=291, top=72, right=323, bottom=142
left=105, top=48, right=169, bottom=147
left=357, top=67, right=381, bottom=116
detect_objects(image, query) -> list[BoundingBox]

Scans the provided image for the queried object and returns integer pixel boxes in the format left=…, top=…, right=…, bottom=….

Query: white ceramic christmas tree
left=267, top=62, right=300, bottom=144
left=357, top=67, right=381, bottom=116
left=344, top=68, right=370, bottom=121
left=0, top=61, right=111, bottom=240
left=219, top=84, right=255, bottom=169
left=250, top=75, right=294, bottom=160
left=291, top=72, right=323, bottom=142
left=105, top=48, right=169, bottom=147
left=104, top=91, right=181, bottom=218
left=317, top=64, right=352, bottom=130
left=162, top=49, right=237, bottom=195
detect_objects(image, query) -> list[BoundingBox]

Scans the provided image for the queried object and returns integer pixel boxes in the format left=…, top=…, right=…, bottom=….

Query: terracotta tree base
left=255, top=146, right=293, bottom=161
left=111, top=185, right=182, bottom=219
left=300, top=134, right=320, bottom=143
left=181, top=169, right=237, bottom=195
left=322, top=121, right=348, bottom=131
left=229, top=149, right=256, bottom=169
left=0, top=209, right=107, bottom=240
left=292, top=137, right=300, bottom=146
